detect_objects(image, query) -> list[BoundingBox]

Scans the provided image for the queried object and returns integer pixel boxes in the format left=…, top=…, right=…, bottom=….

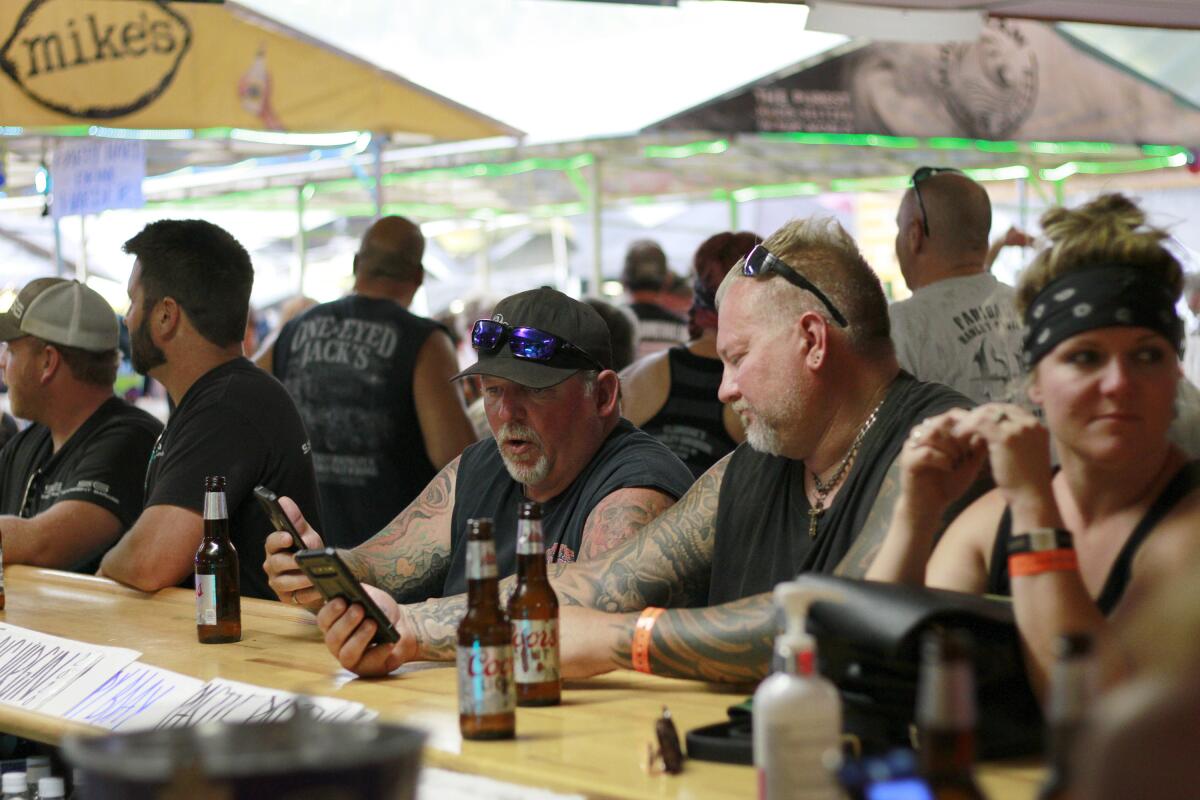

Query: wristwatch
left=1007, top=527, right=1073, bottom=555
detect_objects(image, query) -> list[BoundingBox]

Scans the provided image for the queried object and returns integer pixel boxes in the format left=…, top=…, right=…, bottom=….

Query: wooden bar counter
left=0, top=566, right=1041, bottom=799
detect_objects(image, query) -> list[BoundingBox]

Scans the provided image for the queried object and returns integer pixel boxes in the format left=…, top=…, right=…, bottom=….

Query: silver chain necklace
left=807, top=395, right=887, bottom=539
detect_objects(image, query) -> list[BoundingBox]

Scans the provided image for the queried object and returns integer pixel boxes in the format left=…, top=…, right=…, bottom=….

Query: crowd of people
left=2, top=170, right=1198, bottom=773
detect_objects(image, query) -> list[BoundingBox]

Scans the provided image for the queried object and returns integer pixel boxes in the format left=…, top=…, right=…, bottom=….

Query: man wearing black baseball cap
left=0, top=278, right=161, bottom=572
left=264, top=286, right=693, bottom=606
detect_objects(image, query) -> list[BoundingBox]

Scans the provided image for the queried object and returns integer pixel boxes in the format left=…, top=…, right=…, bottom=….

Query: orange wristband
left=632, top=607, right=666, bottom=674
left=1009, top=548, right=1079, bottom=578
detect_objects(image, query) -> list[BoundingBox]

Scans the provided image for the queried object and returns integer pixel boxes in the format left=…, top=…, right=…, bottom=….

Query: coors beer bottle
left=507, top=501, right=561, bottom=706
left=1038, top=633, right=1094, bottom=800
left=195, top=476, right=241, bottom=644
left=456, top=518, right=516, bottom=739
left=916, top=629, right=987, bottom=800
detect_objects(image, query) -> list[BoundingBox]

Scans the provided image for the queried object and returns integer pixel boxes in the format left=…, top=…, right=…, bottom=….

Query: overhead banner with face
left=0, top=0, right=516, bottom=138
left=647, top=19, right=1200, bottom=144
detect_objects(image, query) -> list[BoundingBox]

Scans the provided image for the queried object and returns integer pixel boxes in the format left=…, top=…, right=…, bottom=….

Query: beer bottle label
left=516, top=519, right=544, bottom=555
left=465, top=540, right=498, bottom=580
left=457, top=643, right=516, bottom=716
left=203, top=491, right=228, bottom=520
left=513, top=619, right=559, bottom=684
left=196, top=573, right=218, bottom=625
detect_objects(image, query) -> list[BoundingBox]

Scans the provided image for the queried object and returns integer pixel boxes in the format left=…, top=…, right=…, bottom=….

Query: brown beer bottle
left=195, top=476, right=241, bottom=644
left=916, top=628, right=988, bottom=800
left=1037, top=633, right=1094, bottom=800
left=0, top=526, right=6, bottom=610
left=456, top=518, right=516, bottom=739
left=507, top=501, right=561, bottom=707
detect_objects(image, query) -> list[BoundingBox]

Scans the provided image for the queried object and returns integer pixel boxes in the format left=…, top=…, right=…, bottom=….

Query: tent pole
left=476, top=221, right=491, bottom=292
left=45, top=138, right=63, bottom=276
left=372, top=132, right=385, bottom=219
left=78, top=215, right=88, bottom=282
left=728, top=193, right=739, bottom=230
left=590, top=157, right=602, bottom=298
left=1017, top=177, right=1028, bottom=232
left=295, top=184, right=308, bottom=294
left=551, top=218, right=569, bottom=292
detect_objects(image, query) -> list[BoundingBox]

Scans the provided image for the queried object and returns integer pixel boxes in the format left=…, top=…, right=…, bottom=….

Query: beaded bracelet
left=632, top=607, right=666, bottom=674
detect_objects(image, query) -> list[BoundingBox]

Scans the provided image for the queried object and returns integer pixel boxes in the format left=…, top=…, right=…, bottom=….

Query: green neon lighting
left=1141, top=144, right=1190, bottom=158
left=759, top=132, right=921, bottom=149
left=829, top=175, right=911, bottom=192
left=926, top=137, right=1021, bottom=153
left=729, top=182, right=820, bottom=202
left=643, top=139, right=729, bottom=158
left=1029, top=141, right=1114, bottom=154
left=1041, top=153, right=1188, bottom=181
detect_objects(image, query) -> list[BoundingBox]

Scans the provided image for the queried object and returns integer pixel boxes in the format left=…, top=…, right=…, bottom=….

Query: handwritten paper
left=44, top=663, right=204, bottom=731
left=419, top=768, right=585, bottom=800
left=155, top=678, right=374, bottom=729
left=0, top=623, right=139, bottom=711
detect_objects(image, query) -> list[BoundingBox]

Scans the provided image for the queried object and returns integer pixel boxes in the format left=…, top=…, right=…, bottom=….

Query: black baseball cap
left=454, top=287, right=613, bottom=389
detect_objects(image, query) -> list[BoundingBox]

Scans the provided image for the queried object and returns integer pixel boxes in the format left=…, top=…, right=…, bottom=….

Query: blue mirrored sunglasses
left=741, top=245, right=848, bottom=327
left=471, top=319, right=604, bottom=370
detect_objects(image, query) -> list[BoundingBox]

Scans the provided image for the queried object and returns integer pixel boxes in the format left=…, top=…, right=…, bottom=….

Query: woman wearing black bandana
left=867, top=193, right=1199, bottom=696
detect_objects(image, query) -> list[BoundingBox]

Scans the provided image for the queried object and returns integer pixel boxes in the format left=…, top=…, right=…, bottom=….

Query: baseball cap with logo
left=454, top=287, right=613, bottom=389
left=0, top=278, right=119, bottom=352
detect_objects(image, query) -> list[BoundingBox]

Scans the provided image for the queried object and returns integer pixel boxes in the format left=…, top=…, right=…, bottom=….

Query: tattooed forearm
left=342, top=459, right=458, bottom=599
left=611, top=592, right=777, bottom=683
left=553, top=457, right=728, bottom=613
left=835, top=457, right=903, bottom=579
left=579, top=489, right=675, bottom=560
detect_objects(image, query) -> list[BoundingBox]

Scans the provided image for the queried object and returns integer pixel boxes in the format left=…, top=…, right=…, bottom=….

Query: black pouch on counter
left=797, top=573, right=1043, bottom=759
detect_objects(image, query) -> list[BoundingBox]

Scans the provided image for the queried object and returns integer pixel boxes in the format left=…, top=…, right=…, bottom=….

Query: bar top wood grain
left=0, top=566, right=1041, bottom=799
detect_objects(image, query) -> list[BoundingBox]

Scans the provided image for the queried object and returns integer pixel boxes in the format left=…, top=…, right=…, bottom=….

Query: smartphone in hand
left=253, top=486, right=307, bottom=553
left=294, top=548, right=401, bottom=645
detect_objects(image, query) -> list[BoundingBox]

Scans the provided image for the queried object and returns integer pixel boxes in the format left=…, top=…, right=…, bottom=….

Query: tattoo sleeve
left=403, top=456, right=732, bottom=661
left=341, top=459, right=458, bottom=604
left=554, top=457, right=729, bottom=612
left=835, top=457, right=904, bottom=579
left=613, top=593, right=777, bottom=683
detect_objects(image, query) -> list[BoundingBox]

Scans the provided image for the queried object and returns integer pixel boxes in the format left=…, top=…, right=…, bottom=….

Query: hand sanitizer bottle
left=753, top=581, right=842, bottom=800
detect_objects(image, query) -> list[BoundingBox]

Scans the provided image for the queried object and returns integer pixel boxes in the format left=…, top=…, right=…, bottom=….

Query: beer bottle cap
left=466, top=518, right=494, bottom=540
left=518, top=500, right=542, bottom=519
left=205, top=476, right=227, bottom=491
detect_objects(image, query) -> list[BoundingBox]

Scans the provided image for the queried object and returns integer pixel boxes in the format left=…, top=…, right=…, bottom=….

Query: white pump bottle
left=753, top=581, right=843, bottom=800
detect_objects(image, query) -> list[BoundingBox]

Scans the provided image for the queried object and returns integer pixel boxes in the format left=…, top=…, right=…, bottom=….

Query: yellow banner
left=0, top=0, right=515, bottom=138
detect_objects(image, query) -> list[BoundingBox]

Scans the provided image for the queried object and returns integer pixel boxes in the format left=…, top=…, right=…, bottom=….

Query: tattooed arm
left=389, top=456, right=731, bottom=665
left=339, top=459, right=459, bottom=604
left=560, top=592, right=777, bottom=683
left=836, top=457, right=905, bottom=579
left=578, top=487, right=677, bottom=561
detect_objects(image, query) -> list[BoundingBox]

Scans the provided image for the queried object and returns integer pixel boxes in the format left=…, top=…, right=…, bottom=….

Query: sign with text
left=52, top=138, right=145, bottom=218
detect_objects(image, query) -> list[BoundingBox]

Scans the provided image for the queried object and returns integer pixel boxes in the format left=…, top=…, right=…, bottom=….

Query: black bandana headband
left=1022, top=264, right=1183, bottom=369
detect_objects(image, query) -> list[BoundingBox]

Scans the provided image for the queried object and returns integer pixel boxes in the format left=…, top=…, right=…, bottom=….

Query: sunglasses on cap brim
left=471, top=319, right=604, bottom=370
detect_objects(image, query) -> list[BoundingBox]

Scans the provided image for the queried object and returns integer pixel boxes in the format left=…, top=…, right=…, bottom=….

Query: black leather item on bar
left=798, top=574, right=1043, bottom=759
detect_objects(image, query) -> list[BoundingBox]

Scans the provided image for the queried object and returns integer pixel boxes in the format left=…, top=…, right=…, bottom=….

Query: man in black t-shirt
left=306, top=218, right=973, bottom=681
left=259, top=217, right=475, bottom=549
left=0, top=278, right=162, bottom=572
left=263, top=287, right=693, bottom=606
left=98, top=220, right=322, bottom=600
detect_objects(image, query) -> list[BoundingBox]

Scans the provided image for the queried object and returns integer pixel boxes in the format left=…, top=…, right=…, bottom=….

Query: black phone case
left=253, top=486, right=305, bottom=551
left=295, top=548, right=400, bottom=645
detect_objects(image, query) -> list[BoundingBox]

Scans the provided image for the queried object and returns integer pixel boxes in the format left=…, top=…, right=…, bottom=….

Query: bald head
left=896, top=173, right=992, bottom=289
left=354, top=216, right=425, bottom=284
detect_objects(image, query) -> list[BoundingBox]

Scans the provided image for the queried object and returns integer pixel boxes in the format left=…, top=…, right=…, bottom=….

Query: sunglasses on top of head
left=471, top=319, right=604, bottom=370
left=741, top=244, right=848, bottom=327
left=910, top=166, right=965, bottom=238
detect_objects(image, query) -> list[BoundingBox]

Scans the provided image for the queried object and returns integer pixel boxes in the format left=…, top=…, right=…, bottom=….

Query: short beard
left=496, top=423, right=550, bottom=486
left=734, top=400, right=788, bottom=457
left=131, top=312, right=166, bottom=375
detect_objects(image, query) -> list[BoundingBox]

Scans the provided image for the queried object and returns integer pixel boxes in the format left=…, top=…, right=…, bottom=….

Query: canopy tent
left=0, top=0, right=516, bottom=137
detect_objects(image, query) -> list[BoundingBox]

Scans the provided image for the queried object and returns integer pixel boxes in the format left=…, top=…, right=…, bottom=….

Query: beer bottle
left=195, top=476, right=241, bottom=644
left=507, top=501, right=561, bottom=707
left=1038, top=633, right=1094, bottom=800
left=456, top=518, right=516, bottom=739
left=916, top=628, right=987, bottom=800
left=0, top=526, right=6, bottom=610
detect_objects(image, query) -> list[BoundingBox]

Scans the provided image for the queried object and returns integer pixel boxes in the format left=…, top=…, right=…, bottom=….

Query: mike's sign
left=0, top=0, right=192, bottom=119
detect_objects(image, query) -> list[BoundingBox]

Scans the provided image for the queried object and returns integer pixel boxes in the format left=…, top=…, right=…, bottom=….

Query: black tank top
left=273, top=295, right=442, bottom=549
left=985, top=461, right=1200, bottom=614
left=640, top=346, right=738, bottom=478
